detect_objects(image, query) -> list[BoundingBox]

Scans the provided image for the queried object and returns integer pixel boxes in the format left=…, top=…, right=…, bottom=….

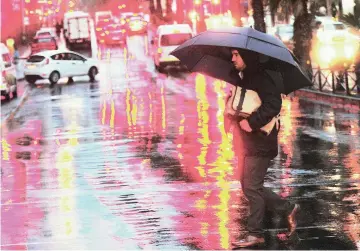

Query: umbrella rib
left=208, top=31, right=285, bottom=48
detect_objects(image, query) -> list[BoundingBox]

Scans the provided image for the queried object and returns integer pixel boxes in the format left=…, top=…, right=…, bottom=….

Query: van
left=0, top=43, right=17, bottom=101
left=152, top=24, right=193, bottom=72
left=63, top=11, right=91, bottom=48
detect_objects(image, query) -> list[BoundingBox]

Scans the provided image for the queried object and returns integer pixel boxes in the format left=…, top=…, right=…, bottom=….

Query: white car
left=24, top=50, right=99, bottom=86
left=152, top=24, right=193, bottom=72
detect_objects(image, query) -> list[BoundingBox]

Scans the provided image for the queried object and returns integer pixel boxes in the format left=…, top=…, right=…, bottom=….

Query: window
left=27, top=55, right=45, bottom=63
left=37, top=32, right=52, bottom=36
left=325, top=23, right=346, bottom=31
left=35, top=38, right=53, bottom=43
left=2, top=53, right=12, bottom=68
left=51, top=54, right=64, bottom=60
left=160, top=33, right=192, bottom=46
left=279, top=26, right=293, bottom=34
left=69, top=53, right=84, bottom=61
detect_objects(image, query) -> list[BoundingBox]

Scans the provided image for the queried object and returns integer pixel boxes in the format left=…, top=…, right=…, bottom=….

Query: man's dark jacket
left=233, top=59, right=283, bottom=159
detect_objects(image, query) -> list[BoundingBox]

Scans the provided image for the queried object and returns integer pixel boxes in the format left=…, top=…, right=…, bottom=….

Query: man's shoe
left=287, top=203, right=300, bottom=236
left=233, top=235, right=265, bottom=248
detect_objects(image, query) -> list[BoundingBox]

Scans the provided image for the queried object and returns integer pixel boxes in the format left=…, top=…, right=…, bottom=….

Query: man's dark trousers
left=239, top=156, right=293, bottom=237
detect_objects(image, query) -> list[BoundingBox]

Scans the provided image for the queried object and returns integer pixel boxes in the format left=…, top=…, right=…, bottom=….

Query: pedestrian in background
left=225, top=49, right=300, bottom=248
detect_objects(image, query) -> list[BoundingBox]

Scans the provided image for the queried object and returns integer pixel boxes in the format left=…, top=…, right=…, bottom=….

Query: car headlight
left=319, top=46, right=335, bottom=62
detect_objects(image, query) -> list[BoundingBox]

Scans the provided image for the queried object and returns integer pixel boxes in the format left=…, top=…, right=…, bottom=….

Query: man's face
left=231, top=49, right=246, bottom=71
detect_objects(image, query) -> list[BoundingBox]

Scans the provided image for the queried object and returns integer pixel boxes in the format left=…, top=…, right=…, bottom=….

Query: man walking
left=225, top=49, right=300, bottom=248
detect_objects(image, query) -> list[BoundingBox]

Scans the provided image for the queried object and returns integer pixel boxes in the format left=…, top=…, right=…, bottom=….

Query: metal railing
left=309, top=67, right=360, bottom=97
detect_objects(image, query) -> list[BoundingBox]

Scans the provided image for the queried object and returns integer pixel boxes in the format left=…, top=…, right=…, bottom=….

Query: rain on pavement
left=1, top=33, right=360, bottom=250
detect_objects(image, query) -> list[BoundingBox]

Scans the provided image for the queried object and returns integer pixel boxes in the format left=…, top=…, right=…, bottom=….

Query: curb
left=294, top=89, right=360, bottom=112
left=1, top=86, right=31, bottom=129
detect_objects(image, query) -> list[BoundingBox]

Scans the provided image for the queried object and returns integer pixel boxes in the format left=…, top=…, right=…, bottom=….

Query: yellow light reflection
left=131, top=95, right=138, bottom=126
left=1, top=139, right=11, bottom=161
left=101, top=100, right=106, bottom=125
left=148, top=92, right=153, bottom=129
left=110, top=100, right=115, bottom=129
left=126, top=88, right=132, bottom=127
left=208, top=79, right=234, bottom=249
left=195, top=73, right=211, bottom=176
left=160, top=85, right=166, bottom=134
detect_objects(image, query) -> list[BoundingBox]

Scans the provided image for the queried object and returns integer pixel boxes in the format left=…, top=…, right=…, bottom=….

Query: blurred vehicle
left=63, top=11, right=91, bottom=49
left=99, top=23, right=127, bottom=46
left=119, top=12, right=135, bottom=25
left=0, top=43, right=17, bottom=101
left=127, top=16, right=148, bottom=35
left=35, top=27, right=57, bottom=39
left=312, top=19, right=359, bottom=69
left=95, top=11, right=113, bottom=25
left=152, top=24, right=193, bottom=72
left=205, top=14, right=235, bottom=30
left=30, top=35, right=58, bottom=55
left=274, top=24, right=294, bottom=50
left=24, top=50, right=99, bottom=86
left=95, top=19, right=113, bottom=39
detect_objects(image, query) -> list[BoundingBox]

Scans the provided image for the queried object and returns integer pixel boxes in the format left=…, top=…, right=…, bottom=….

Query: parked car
left=24, top=50, right=99, bottom=86
left=31, top=35, right=58, bottom=55
left=152, top=24, right=193, bottom=72
left=0, top=43, right=17, bottom=101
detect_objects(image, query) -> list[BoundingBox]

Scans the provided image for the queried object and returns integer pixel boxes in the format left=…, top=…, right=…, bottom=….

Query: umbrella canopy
left=170, top=26, right=312, bottom=95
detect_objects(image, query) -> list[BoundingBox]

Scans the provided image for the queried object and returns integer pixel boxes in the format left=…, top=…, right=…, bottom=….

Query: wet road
left=1, top=34, right=360, bottom=250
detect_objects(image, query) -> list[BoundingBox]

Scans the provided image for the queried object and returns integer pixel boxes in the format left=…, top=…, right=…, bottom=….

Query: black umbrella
left=170, top=26, right=312, bottom=95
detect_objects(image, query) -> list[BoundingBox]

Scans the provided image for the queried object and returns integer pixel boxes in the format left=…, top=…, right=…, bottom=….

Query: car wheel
left=88, top=67, right=98, bottom=82
left=49, top=71, right=60, bottom=85
left=25, top=76, right=36, bottom=86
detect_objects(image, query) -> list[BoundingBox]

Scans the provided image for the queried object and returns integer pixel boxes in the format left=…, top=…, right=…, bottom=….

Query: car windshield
left=27, top=55, right=45, bottom=63
left=279, top=26, right=293, bottom=33
left=37, top=32, right=51, bottom=36
left=325, top=23, right=346, bottom=31
left=35, top=38, right=53, bottom=43
left=160, top=33, right=192, bottom=46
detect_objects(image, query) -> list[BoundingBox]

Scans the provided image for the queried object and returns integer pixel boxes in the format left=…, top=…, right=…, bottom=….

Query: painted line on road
left=0, top=86, right=31, bottom=129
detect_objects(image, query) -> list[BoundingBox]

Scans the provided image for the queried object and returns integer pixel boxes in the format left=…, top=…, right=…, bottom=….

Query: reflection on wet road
left=1, top=35, right=360, bottom=250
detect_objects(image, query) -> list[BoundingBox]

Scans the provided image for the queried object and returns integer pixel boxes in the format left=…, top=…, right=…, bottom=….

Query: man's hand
left=239, top=119, right=252, bottom=132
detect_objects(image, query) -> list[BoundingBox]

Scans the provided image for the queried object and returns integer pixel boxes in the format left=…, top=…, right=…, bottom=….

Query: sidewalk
left=294, top=88, right=360, bottom=112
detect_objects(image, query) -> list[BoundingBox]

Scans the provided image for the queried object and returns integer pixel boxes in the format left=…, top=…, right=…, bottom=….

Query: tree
left=156, top=0, right=163, bottom=17
left=292, top=0, right=313, bottom=74
left=176, top=0, right=185, bottom=23
left=341, top=0, right=360, bottom=28
left=252, top=0, right=267, bottom=32
left=149, top=0, right=156, bottom=14
left=267, top=0, right=313, bottom=73
left=166, top=0, right=173, bottom=20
